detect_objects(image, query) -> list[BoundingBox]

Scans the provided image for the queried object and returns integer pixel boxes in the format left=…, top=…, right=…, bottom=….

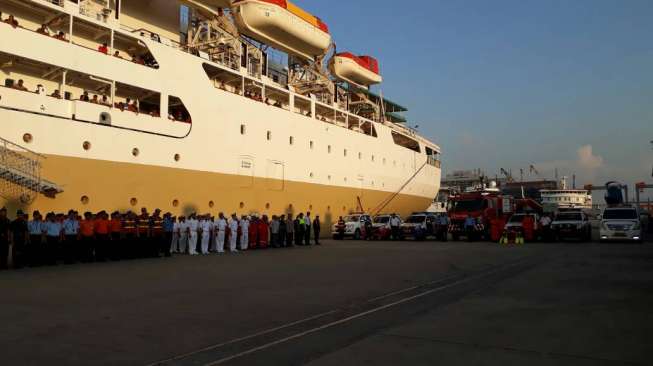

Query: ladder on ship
left=0, top=136, right=62, bottom=203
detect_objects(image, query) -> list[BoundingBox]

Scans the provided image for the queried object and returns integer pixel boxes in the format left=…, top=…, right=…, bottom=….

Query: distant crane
left=500, top=168, right=514, bottom=183
left=529, top=164, right=540, bottom=177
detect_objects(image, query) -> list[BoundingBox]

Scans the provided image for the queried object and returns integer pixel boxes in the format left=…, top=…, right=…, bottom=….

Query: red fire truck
left=447, top=189, right=542, bottom=241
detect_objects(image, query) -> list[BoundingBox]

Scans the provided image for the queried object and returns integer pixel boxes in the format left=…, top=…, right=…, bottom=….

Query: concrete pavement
left=0, top=240, right=651, bottom=365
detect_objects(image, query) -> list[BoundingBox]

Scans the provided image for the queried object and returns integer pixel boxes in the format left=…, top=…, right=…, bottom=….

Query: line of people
left=0, top=207, right=322, bottom=270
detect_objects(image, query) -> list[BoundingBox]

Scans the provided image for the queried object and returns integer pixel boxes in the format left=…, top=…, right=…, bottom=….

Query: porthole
left=23, top=133, right=33, bottom=143
left=265, top=203, right=271, bottom=209
left=80, top=195, right=89, bottom=205
left=327, top=206, right=331, bottom=211
left=289, top=136, right=294, bottom=145
left=240, top=202, right=245, bottom=209
left=132, top=148, right=140, bottom=157
left=172, top=199, right=179, bottom=207
left=82, top=141, right=91, bottom=150
left=174, top=153, right=180, bottom=162
left=240, top=124, right=246, bottom=135
left=288, top=203, right=293, bottom=210
left=266, top=131, right=271, bottom=141
left=208, top=200, right=215, bottom=208
left=130, top=197, right=138, bottom=206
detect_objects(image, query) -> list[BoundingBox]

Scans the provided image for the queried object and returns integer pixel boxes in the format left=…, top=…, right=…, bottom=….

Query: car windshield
left=509, top=215, right=526, bottom=223
left=603, top=209, right=637, bottom=220
left=344, top=215, right=360, bottom=222
left=406, top=216, right=426, bottom=223
left=374, top=216, right=389, bottom=223
left=451, top=200, right=483, bottom=212
left=555, top=213, right=582, bottom=221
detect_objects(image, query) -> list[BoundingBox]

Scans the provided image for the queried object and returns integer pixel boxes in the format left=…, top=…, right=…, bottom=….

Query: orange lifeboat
left=329, top=52, right=382, bottom=86
left=233, top=0, right=331, bottom=60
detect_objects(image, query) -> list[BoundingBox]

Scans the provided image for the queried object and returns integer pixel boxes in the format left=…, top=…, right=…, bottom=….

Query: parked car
left=551, top=211, right=592, bottom=241
left=331, top=214, right=372, bottom=240
left=600, top=206, right=643, bottom=243
left=401, top=213, right=436, bottom=240
left=371, top=214, right=392, bottom=240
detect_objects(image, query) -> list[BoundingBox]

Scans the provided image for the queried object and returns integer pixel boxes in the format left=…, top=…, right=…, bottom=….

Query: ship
left=0, top=0, right=441, bottom=226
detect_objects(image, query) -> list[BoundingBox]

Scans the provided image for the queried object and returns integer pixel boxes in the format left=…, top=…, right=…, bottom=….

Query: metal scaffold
left=0, top=136, right=61, bottom=204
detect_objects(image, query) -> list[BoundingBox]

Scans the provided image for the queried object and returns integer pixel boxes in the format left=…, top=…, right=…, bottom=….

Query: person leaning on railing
left=3, top=14, right=19, bottom=28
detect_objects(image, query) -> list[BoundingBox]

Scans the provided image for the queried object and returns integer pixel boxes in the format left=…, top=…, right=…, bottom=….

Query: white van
left=600, top=206, right=643, bottom=242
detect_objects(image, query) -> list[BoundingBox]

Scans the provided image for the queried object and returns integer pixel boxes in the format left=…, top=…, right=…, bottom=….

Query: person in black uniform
left=0, top=207, right=10, bottom=270
left=10, top=210, right=28, bottom=269
left=313, top=215, right=321, bottom=245
left=278, top=215, right=287, bottom=247
left=295, top=214, right=304, bottom=246
left=304, top=212, right=312, bottom=246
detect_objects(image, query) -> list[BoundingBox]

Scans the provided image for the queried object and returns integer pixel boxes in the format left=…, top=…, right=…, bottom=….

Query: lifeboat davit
left=233, top=0, right=331, bottom=60
left=329, top=52, right=382, bottom=86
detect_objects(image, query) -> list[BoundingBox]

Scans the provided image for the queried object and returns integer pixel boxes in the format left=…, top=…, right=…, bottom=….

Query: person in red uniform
left=94, top=211, right=110, bottom=261
left=249, top=215, right=259, bottom=249
left=136, top=208, right=150, bottom=258
left=122, top=212, right=137, bottom=259
left=79, top=212, right=95, bottom=262
left=522, top=215, right=536, bottom=242
left=150, top=209, right=164, bottom=257
left=258, top=215, right=270, bottom=249
left=98, top=42, right=109, bottom=54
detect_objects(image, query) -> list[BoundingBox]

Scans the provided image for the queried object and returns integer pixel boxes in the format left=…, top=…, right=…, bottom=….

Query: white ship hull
left=0, top=1, right=440, bottom=223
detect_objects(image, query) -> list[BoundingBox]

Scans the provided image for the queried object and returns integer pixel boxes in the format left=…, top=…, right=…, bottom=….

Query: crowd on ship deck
left=0, top=207, right=322, bottom=270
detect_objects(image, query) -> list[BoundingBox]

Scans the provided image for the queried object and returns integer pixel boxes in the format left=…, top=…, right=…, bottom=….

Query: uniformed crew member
left=279, top=215, right=287, bottom=247
left=27, top=211, right=45, bottom=266
left=44, top=212, right=63, bottom=265
left=94, top=211, right=110, bottom=261
left=313, top=215, right=321, bottom=245
left=9, top=210, right=28, bottom=269
left=229, top=214, right=239, bottom=253
left=178, top=216, right=188, bottom=254
left=162, top=213, right=174, bottom=257
left=170, top=216, right=180, bottom=254
left=187, top=213, right=199, bottom=255
left=136, top=208, right=151, bottom=258
left=110, top=212, right=122, bottom=260
left=62, top=210, right=80, bottom=264
left=239, top=215, right=249, bottom=251
left=199, top=214, right=212, bottom=255
left=215, top=213, right=227, bottom=254
left=285, top=214, right=294, bottom=247
left=304, top=212, right=312, bottom=246
left=150, top=209, right=164, bottom=257
left=296, top=213, right=304, bottom=246
left=80, top=212, right=95, bottom=262
left=122, top=212, right=137, bottom=259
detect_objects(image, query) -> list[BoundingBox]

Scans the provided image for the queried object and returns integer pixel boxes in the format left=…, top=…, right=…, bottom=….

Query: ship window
left=265, top=86, right=290, bottom=111
left=168, top=96, right=191, bottom=123
left=113, top=82, right=161, bottom=117
left=344, top=149, right=348, bottom=157
left=203, top=63, right=243, bottom=93
left=267, top=131, right=272, bottom=141
left=328, top=145, right=332, bottom=153
left=294, top=95, right=312, bottom=117
left=315, top=103, right=335, bottom=124
left=310, top=141, right=314, bottom=149
left=289, top=136, right=294, bottom=145
left=358, top=152, right=362, bottom=160
left=391, top=131, right=421, bottom=153
left=240, top=124, right=246, bottom=135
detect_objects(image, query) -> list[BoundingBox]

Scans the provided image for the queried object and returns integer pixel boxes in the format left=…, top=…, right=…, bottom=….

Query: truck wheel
left=354, top=229, right=361, bottom=240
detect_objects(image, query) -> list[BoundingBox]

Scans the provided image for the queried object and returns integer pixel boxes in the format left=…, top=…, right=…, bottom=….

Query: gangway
left=0, top=136, right=62, bottom=203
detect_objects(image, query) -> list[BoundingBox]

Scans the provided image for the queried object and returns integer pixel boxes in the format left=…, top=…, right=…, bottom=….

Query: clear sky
left=299, top=0, right=653, bottom=196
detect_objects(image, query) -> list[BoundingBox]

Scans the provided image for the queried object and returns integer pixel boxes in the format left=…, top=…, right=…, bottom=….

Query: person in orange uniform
left=94, top=211, right=110, bottom=261
left=79, top=212, right=95, bottom=262
left=150, top=209, right=164, bottom=257
left=122, top=212, right=137, bottom=259
left=136, top=208, right=150, bottom=258
left=110, top=212, right=122, bottom=260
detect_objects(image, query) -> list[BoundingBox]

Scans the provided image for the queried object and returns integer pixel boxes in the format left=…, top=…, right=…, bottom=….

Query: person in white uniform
left=187, top=214, right=199, bottom=255
left=171, top=217, right=180, bottom=253
left=215, top=213, right=227, bottom=254
left=229, top=214, right=239, bottom=253
left=178, top=216, right=188, bottom=254
left=239, top=215, right=249, bottom=250
left=209, top=215, right=217, bottom=253
left=200, top=215, right=212, bottom=255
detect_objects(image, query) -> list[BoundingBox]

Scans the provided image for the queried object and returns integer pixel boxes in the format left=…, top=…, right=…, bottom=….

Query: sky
left=297, top=0, right=653, bottom=197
